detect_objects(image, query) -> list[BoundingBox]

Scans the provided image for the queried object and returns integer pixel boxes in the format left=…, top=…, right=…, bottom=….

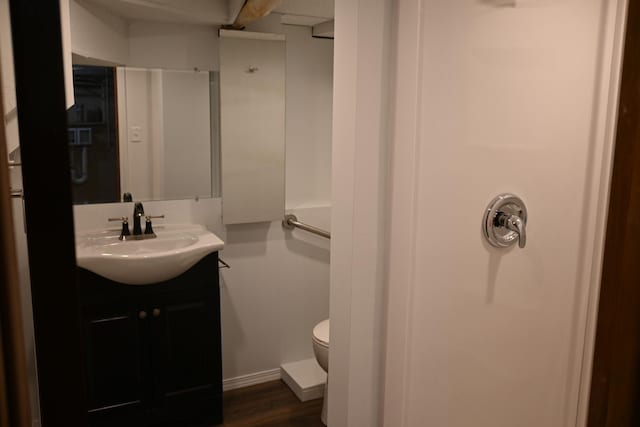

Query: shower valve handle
left=483, top=193, right=528, bottom=249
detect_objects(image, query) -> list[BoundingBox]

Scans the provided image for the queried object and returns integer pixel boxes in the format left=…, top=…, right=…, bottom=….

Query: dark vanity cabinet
left=78, top=253, right=222, bottom=427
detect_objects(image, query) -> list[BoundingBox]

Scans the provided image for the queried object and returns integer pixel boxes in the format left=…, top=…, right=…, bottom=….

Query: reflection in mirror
left=68, top=66, right=118, bottom=203
left=68, top=65, right=219, bottom=204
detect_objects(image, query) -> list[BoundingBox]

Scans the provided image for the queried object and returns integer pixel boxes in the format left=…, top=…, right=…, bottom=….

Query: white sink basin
left=76, top=224, right=224, bottom=285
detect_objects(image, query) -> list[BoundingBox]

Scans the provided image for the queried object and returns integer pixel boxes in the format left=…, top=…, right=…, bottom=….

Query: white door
left=382, top=1, right=626, bottom=426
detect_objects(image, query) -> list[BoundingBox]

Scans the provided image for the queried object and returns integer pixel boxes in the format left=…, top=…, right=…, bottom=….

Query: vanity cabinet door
left=82, top=301, right=152, bottom=426
left=149, top=289, right=223, bottom=425
left=78, top=252, right=223, bottom=426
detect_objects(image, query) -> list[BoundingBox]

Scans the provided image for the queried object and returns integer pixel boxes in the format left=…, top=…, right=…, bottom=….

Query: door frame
left=587, top=0, right=640, bottom=424
left=328, top=0, right=393, bottom=426
left=0, top=39, right=30, bottom=427
left=8, top=1, right=85, bottom=426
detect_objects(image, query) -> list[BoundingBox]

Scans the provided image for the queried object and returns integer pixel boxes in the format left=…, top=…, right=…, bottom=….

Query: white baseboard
left=222, top=368, right=281, bottom=391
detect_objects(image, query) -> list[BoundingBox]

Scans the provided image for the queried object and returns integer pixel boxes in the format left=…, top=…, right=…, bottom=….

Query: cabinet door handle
left=138, top=310, right=148, bottom=320
left=152, top=308, right=161, bottom=318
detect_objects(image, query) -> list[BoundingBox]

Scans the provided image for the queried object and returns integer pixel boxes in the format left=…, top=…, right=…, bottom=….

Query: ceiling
left=83, top=0, right=334, bottom=27
left=274, top=0, right=334, bottom=20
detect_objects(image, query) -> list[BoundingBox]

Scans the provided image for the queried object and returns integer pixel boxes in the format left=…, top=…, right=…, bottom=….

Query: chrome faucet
left=133, top=202, right=145, bottom=236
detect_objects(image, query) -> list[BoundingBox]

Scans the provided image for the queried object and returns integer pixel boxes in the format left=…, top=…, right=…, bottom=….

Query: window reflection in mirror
left=67, top=65, right=220, bottom=204
left=67, top=65, right=119, bottom=204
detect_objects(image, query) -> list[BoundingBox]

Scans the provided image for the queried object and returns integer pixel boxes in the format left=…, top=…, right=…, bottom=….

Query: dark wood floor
left=217, top=380, right=325, bottom=427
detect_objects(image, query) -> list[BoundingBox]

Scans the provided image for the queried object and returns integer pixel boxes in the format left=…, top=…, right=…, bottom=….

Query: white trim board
left=329, top=0, right=392, bottom=425
left=219, top=29, right=285, bottom=41
left=576, top=0, right=629, bottom=425
left=222, top=368, right=281, bottom=392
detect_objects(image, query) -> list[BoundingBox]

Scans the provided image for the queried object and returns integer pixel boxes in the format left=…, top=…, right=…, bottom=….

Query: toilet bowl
left=312, top=319, right=330, bottom=425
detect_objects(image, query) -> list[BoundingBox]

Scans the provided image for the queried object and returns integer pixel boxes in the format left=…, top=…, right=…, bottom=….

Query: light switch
left=130, top=126, right=142, bottom=143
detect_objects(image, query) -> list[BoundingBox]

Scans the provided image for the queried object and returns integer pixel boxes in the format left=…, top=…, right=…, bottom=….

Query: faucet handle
left=495, top=212, right=526, bottom=249
left=108, top=216, right=128, bottom=223
left=483, top=193, right=528, bottom=249
left=108, top=217, right=131, bottom=240
left=144, top=215, right=164, bottom=235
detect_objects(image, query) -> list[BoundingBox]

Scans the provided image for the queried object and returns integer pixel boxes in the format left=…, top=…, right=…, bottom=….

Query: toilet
left=312, top=319, right=330, bottom=425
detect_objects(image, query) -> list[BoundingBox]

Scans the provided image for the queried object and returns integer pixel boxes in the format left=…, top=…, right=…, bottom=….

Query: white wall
left=70, top=0, right=129, bottom=64
left=219, top=206, right=330, bottom=379
left=69, top=1, right=219, bottom=70
left=128, top=21, right=219, bottom=71
left=247, top=15, right=333, bottom=208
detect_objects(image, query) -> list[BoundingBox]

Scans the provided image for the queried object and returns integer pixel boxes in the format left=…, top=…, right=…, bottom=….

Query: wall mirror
left=67, top=0, right=226, bottom=205
left=68, top=65, right=219, bottom=204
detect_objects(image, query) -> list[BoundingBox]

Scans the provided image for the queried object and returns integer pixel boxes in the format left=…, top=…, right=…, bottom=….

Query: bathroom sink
left=75, top=224, right=224, bottom=285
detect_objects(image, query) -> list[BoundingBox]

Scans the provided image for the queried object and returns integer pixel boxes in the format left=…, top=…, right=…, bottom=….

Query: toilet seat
left=311, top=319, right=330, bottom=426
left=312, top=319, right=330, bottom=348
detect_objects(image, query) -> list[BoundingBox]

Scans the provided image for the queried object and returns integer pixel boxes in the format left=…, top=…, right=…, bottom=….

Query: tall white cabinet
left=219, top=30, right=286, bottom=225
